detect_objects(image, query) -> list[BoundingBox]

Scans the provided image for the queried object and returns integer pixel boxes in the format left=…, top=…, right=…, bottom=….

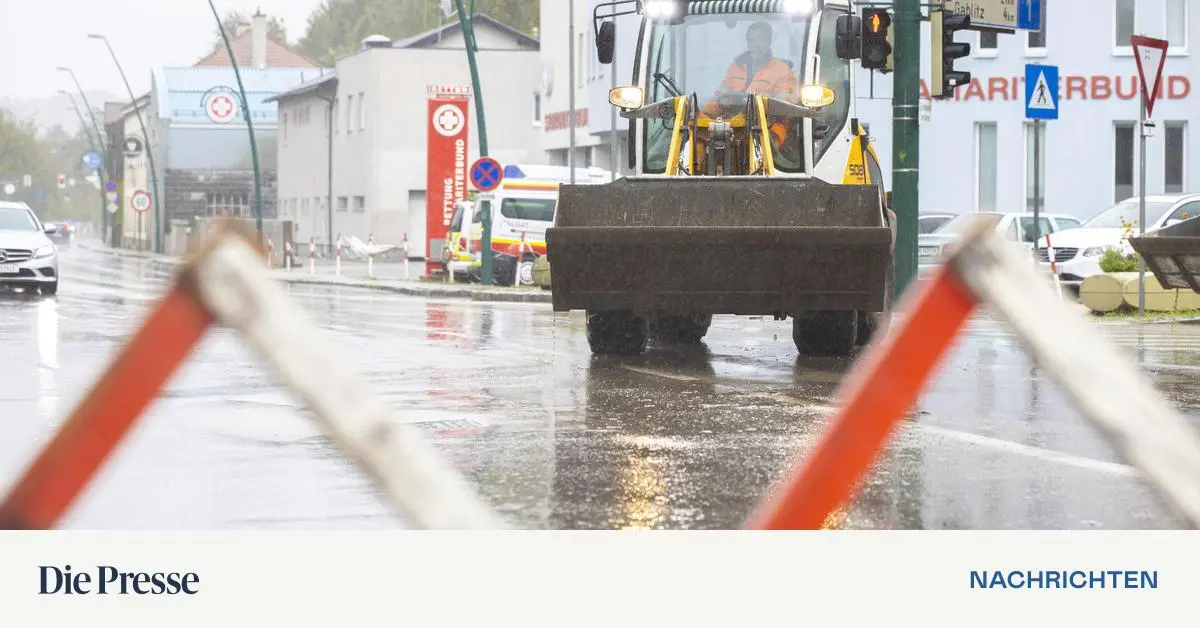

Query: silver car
left=0, top=201, right=59, bottom=295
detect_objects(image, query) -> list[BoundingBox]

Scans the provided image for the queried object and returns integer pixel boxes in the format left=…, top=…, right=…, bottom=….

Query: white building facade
left=269, top=16, right=543, bottom=257
left=559, top=0, right=1198, bottom=221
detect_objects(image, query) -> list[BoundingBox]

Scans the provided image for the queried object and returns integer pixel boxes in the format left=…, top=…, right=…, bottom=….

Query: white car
left=0, top=201, right=59, bottom=295
left=1037, top=194, right=1200, bottom=287
left=918, top=211, right=1075, bottom=278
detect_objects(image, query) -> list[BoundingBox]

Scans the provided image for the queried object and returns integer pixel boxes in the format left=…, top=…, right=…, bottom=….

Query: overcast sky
left=1, top=0, right=325, bottom=99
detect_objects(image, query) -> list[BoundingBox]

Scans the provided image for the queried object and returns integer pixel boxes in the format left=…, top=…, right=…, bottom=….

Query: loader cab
left=617, top=0, right=855, bottom=179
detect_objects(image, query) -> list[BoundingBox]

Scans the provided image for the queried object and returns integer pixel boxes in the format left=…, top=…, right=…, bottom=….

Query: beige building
left=267, top=15, right=542, bottom=258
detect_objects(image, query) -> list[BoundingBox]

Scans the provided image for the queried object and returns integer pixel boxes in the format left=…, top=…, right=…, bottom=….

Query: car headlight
left=34, top=245, right=55, bottom=259
left=1082, top=247, right=1106, bottom=257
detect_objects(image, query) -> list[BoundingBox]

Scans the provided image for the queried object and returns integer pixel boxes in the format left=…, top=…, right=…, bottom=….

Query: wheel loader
left=546, top=0, right=897, bottom=357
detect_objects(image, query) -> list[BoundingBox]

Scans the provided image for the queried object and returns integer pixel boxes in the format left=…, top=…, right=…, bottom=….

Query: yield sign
left=1131, top=35, right=1169, bottom=118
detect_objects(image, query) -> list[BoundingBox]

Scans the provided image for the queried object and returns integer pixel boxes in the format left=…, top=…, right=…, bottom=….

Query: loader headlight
left=643, top=0, right=680, bottom=18
left=609, top=86, right=645, bottom=110
left=782, top=0, right=814, bottom=14
left=800, top=84, right=836, bottom=108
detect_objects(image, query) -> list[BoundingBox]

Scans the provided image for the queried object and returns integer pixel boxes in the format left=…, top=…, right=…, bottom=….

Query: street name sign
left=948, top=0, right=1041, bottom=31
left=1025, top=64, right=1059, bottom=120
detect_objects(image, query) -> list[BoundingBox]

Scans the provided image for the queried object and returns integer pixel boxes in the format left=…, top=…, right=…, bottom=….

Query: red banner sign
left=425, top=86, right=471, bottom=275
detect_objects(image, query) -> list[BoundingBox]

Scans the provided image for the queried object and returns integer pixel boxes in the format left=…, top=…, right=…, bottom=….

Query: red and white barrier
left=266, top=235, right=275, bottom=268
left=403, top=233, right=410, bottom=280
left=367, top=233, right=375, bottom=279
left=1045, top=234, right=1063, bottom=299
left=335, top=233, right=342, bottom=276
left=513, top=232, right=527, bottom=287
left=284, top=239, right=293, bottom=271
left=308, top=236, right=316, bottom=275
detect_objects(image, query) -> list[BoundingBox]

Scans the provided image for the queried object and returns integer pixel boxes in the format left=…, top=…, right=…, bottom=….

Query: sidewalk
left=77, top=241, right=552, bottom=304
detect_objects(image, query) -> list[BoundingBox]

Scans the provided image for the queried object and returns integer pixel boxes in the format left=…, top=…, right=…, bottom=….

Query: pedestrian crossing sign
left=1025, top=63, right=1059, bottom=120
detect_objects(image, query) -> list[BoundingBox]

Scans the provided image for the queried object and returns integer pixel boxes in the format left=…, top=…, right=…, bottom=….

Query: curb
left=79, top=241, right=551, bottom=303
left=278, top=276, right=551, bottom=303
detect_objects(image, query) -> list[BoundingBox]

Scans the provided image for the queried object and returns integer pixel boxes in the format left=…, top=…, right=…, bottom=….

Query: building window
left=975, top=122, right=998, bottom=212
left=1165, top=121, right=1187, bottom=194
left=337, top=196, right=348, bottom=213
left=347, top=94, right=355, bottom=133
left=358, top=92, right=365, bottom=130
left=1114, top=121, right=1136, bottom=202
left=206, top=192, right=248, bottom=217
left=1026, top=0, right=1047, bottom=53
left=1115, top=0, right=1136, bottom=52
left=533, top=91, right=542, bottom=125
left=1025, top=122, right=1047, bottom=212
left=1167, top=0, right=1188, bottom=53
left=977, top=31, right=998, bottom=56
left=353, top=196, right=365, bottom=213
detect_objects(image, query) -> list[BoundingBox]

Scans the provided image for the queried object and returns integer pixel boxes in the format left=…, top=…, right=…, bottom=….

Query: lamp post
left=88, top=33, right=161, bottom=252
left=55, top=69, right=108, bottom=240
left=205, top=0, right=264, bottom=245
left=58, top=90, right=99, bottom=152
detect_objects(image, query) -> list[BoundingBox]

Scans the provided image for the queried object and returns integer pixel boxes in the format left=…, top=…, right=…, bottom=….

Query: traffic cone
left=284, top=239, right=293, bottom=271
left=266, top=235, right=274, bottom=268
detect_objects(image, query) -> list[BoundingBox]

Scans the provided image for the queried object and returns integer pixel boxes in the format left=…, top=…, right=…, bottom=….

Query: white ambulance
left=450, top=164, right=613, bottom=285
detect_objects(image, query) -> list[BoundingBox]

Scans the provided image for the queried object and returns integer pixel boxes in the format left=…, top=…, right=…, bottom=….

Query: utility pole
left=454, top=0, right=494, bottom=284
left=891, top=0, right=920, bottom=298
left=569, top=0, right=577, bottom=184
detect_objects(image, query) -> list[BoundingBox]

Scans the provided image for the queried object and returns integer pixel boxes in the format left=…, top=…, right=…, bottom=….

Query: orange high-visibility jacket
left=706, top=53, right=799, bottom=145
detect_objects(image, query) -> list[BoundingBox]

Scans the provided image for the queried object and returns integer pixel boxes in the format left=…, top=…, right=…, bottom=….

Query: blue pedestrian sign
left=81, top=150, right=103, bottom=171
left=1025, top=64, right=1059, bottom=120
left=470, top=157, right=503, bottom=192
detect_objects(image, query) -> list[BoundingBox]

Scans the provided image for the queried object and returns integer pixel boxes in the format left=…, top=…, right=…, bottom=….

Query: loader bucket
left=545, top=176, right=893, bottom=316
left=1129, top=215, right=1200, bottom=295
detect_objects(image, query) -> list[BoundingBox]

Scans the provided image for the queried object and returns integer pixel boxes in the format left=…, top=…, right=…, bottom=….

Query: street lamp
left=204, top=1, right=264, bottom=244
left=88, top=33, right=163, bottom=252
left=57, top=90, right=99, bottom=152
left=55, top=69, right=108, bottom=241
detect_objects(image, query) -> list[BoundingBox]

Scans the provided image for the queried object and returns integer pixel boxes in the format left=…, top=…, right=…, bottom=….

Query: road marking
left=912, top=424, right=1138, bottom=477
left=620, top=366, right=702, bottom=382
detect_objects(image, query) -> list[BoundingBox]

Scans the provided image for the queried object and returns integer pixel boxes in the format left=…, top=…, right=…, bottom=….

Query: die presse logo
left=39, top=565, right=200, bottom=595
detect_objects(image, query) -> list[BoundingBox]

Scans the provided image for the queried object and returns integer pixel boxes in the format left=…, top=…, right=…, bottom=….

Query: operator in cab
left=703, top=21, right=799, bottom=147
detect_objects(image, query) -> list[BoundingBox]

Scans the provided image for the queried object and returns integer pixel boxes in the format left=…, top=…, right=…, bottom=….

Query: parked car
left=0, top=201, right=59, bottom=295
left=919, top=212, right=958, bottom=234
left=1036, top=194, right=1200, bottom=287
left=918, top=211, right=1072, bottom=278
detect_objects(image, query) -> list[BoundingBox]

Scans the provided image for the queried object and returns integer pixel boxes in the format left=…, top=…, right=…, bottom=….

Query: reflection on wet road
left=0, top=245, right=1197, bottom=529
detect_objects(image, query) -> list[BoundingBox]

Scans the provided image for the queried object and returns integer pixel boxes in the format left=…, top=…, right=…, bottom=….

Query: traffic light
left=931, top=9, right=972, bottom=99
left=860, top=8, right=892, bottom=71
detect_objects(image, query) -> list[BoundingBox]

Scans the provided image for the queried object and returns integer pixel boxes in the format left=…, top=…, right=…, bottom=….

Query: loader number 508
left=848, top=163, right=866, bottom=182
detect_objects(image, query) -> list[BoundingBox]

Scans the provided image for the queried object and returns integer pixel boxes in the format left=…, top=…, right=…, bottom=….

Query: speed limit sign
left=130, top=189, right=152, bottom=213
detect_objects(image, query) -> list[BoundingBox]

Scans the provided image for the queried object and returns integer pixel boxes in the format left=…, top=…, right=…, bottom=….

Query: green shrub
left=1099, top=248, right=1140, bottom=272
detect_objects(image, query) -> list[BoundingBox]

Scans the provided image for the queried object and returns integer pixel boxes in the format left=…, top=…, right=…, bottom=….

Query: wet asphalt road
left=1, top=244, right=1198, bottom=530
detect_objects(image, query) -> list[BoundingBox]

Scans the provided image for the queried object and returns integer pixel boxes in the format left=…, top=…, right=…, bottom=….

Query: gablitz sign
left=425, top=85, right=471, bottom=275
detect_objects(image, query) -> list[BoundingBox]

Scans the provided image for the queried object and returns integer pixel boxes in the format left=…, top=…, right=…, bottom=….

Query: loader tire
left=586, top=311, right=649, bottom=356
left=793, top=311, right=858, bottom=357
left=857, top=251, right=895, bottom=346
left=650, top=314, right=712, bottom=345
